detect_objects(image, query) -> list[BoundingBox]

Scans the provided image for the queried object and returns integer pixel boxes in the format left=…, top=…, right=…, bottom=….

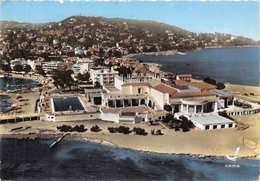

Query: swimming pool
left=51, top=97, right=85, bottom=112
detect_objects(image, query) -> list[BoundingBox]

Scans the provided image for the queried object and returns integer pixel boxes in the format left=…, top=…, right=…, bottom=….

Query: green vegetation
left=90, top=125, right=102, bottom=132
left=107, top=126, right=131, bottom=134
left=203, top=77, right=225, bottom=90
left=162, top=114, right=195, bottom=132
left=56, top=124, right=87, bottom=132
left=132, top=127, right=148, bottom=135
left=107, top=126, right=148, bottom=135
left=151, top=129, right=163, bottom=136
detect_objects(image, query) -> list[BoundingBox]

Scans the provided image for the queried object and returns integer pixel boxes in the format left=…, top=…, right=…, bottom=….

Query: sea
left=1, top=139, right=260, bottom=181
left=1, top=47, right=260, bottom=181
left=134, top=46, right=260, bottom=86
left=0, top=77, right=40, bottom=91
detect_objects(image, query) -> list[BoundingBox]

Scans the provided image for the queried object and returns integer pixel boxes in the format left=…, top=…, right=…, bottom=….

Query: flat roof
left=104, top=86, right=120, bottom=93
left=191, top=114, right=234, bottom=125
left=208, top=89, right=234, bottom=97
left=101, top=105, right=152, bottom=114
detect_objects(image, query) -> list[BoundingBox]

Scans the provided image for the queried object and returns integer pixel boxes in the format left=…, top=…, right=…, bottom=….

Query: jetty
left=49, top=133, right=67, bottom=148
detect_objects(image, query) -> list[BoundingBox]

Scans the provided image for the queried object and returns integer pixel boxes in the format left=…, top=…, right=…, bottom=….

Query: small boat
left=177, top=52, right=186, bottom=55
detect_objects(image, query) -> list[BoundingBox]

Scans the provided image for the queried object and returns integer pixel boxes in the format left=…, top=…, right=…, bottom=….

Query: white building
left=42, top=61, right=60, bottom=72
left=53, top=39, right=59, bottom=45
left=10, top=58, right=28, bottom=70
left=71, top=58, right=92, bottom=73
left=91, top=69, right=118, bottom=86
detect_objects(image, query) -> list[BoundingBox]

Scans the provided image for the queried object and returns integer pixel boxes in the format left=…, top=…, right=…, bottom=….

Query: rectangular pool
left=52, top=97, right=85, bottom=112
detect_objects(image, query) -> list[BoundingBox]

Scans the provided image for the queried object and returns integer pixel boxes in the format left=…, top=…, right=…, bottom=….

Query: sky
left=0, top=0, right=259, bottom=40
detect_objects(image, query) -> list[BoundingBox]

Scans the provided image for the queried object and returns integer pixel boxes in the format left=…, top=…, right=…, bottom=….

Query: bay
left=134, top=47, right=260, bottom=86
left=0, top=77, right=40, bottom=91
left=0, top=138, right=259, bottom=181
left=0, top=77, right=39, bottom=111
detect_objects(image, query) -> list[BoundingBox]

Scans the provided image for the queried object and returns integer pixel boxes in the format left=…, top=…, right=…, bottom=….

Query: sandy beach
left=224, top=83, right=260, bottom=103
left=0, top=73, right=260, bottom=160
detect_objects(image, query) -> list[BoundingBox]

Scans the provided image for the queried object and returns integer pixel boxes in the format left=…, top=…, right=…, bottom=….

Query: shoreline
left=124, top=50, right=177, bottom=58
left=1, top=106, right=260, bottom=161
left=0, top=57, right=260, bottom=161
left=205, top=45, right=260, bottom=49
left=0, top=133, right=259, bottom=160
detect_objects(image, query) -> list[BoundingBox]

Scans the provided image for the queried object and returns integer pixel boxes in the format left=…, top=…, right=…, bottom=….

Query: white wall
left=119, top=116, right=135, bottom=123
left=101, top=113, right=119, bottom=123
left=114, top=76, right=123, bottom=91
left=150, top=88, right=168, bottom=110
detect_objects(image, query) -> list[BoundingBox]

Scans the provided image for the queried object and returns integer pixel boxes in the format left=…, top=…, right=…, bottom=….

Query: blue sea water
left=0, top=95, right=12, bottom=112
left=134, top=47, right=260, bottom=86
left=0, top=77, right=39, bottom=91
left=0, top=77, right=39, bottom=112
left=0, top=139, right=259, bottom=181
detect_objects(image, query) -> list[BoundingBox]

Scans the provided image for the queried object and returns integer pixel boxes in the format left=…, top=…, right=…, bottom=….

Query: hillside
left=0, top=21, right=49, bottom=31
left=0, top=15, right=258, bottom=47
left=59, top=16, right=189, bottom=34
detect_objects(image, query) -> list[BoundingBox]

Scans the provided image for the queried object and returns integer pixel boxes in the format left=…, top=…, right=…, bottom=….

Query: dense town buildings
left=0, top=16, right=259, bottom=130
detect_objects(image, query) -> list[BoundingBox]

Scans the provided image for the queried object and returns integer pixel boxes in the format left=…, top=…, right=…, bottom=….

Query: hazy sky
left=0, top=1, right=258, bottom=40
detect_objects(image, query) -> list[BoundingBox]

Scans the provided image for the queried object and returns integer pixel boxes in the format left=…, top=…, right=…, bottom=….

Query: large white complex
left=90, top=74, right=260, bottom=130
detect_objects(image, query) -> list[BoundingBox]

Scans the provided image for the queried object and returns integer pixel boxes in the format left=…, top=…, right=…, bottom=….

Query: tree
left=76, top=73, right=84, bottom=82
left=13, top=64, right=23, bottom=72
left=216, top=82, right=225, bottom=90
left=162, top=113, right=174, bottom=123
left=72, top=125, right=87, bottom=132
left=82, top=72, right=90, bottom=82
left=52, top=70, right=74, bottom=90
left=23, top=64, right=32, bottom=73
left=118, top=126, right=131, bottom=134
left=99, top=47, right=104, bottom=57
left=149, top=45, right=158, bottom=52
left=113, top=50, right=122, bottom=58
left=90, top=125, right=101, bottom=132
left=179, top=116, right=195, bottom=132
left=57, top=125, right=72, bottom=132
left=156, top=129, right=163, bottom=135
left=132, top=127, right=147, bottom=135
left=94, top=81, right=102, bottom=89
left=0, top=64, right=12, bottom=73
left=35, top=65, right=45, bottom=75
left=108, top=127, right=117, bottom=133
left=203, top=77, right=216, bottom=85
left=164, top=104, right=172, bottom=112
